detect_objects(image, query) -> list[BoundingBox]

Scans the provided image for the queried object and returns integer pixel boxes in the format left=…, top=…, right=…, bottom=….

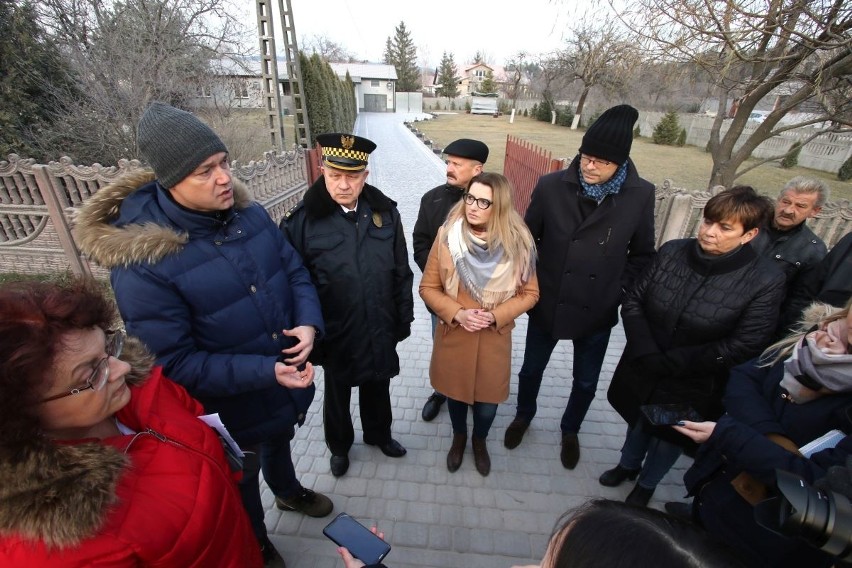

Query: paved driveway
left=266, top=112, right=691, bottom=568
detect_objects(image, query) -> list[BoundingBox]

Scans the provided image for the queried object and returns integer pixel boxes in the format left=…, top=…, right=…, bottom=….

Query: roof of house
left=329, top=63, right=398, bottom=81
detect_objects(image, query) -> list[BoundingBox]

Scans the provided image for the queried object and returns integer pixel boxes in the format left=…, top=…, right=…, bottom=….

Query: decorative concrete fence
left=0, top=148, right=309, bottom=278
left=635, top=112, right=852, bottom=176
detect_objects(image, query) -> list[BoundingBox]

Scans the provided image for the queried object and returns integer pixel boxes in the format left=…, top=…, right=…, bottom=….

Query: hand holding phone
left=640, top=403, right=702, bottom=426
left=324, top=513, right=391, bottom=565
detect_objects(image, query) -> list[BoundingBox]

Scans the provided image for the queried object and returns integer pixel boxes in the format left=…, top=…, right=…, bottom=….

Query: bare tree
left=36, top=0, right=249, bottom=164
left=531, top=53, right=570, bottom=115
left=616, top=0, right=852, bottom=188
left=504, top=51, right=529, bottom=109
left=302, top=34, right=357, bottom=62
left=557, top=15, right=639, bottom=127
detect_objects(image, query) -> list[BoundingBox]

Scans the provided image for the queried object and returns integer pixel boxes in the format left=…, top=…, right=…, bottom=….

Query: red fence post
left=503, top=135, right=563, bottom=218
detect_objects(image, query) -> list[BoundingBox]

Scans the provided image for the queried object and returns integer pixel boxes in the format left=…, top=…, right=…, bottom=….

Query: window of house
left=198, top=85, right=212, bottom=98
left=371, top=79, right=380, bottom=87
left=475, top=70, right=485, bottom=78
left=234, top=80, right=249, bottom=99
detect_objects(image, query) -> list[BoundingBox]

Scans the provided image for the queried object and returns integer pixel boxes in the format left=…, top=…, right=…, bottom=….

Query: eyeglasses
left=462, top=193, right=492, bottom=210
left=579, top=155, right=613, bottom=168
left=40, top=330, right=126, bottom=403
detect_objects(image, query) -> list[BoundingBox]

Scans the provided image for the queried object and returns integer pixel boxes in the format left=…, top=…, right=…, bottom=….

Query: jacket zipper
left=125, top=427, right=233, bottom=480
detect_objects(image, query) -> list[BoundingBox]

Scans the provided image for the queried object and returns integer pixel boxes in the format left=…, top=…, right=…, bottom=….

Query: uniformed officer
left=280, top=133, right=414, bottom=477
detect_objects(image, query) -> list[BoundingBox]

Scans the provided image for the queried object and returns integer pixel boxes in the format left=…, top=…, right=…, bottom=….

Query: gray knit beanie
left=137, top=102, right=228, bottom=189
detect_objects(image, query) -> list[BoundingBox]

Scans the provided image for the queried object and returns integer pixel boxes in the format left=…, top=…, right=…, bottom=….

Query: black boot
left=599, top=465, right=640, bottom=487
left=625, top=484, right=655, bottom=507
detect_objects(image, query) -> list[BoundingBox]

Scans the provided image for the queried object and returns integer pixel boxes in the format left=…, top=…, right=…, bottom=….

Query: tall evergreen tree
left=385, top=21, right=420, bottom=92
left=479, top=70, right=497, bottom=94
left=0, top=0, right=78, bottom=160
left=435, top=52, right=459, bottom=103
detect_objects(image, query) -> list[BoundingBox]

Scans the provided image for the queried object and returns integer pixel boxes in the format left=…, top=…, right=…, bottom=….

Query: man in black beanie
left=75, top=102, right=333, bottom=567
left=413, top=138, right=489, bottom=422
left=503, top=104, right=656, bottom=470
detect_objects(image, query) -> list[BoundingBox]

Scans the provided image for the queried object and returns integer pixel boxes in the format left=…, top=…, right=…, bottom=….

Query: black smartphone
left=640, top=403, right=703, bottom=426
left=323, top=513, right=391, bottom=565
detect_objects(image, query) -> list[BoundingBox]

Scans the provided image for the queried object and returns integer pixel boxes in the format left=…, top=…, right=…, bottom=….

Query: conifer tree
left=479, top=70, right=497, bottom=95
left=652, top=111, right=681, bottom=145
left=435, top=52, right=459, bottom=104
left=385, top=21, right=420, bottom=91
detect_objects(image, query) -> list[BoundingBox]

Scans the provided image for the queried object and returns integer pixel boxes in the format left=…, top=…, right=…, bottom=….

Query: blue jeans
left=447, top=398, right=498, bottom=439
left=515, top=320, right=611, bottom=434
left=618, top=419, right=683, bottom=489
left=239, top=425, right=301, bottom=540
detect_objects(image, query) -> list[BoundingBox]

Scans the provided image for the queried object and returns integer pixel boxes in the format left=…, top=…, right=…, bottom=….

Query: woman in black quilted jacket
left=602, top=186, right=787, bottom=506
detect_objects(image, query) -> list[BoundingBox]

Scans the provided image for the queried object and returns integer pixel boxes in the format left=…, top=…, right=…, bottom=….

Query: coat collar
left=74, top=170, right=253, bottom=269
left=303, top=176, right=396, bottom=220
left=0, top=339, right=155, bottom=548
left=686, top=239, right=758, bottom=274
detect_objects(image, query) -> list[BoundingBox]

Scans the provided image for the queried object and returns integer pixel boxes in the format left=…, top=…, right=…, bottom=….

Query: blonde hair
left=444, top=172, right=536, bottom=284
left=760, top=298, right=852, bottom=366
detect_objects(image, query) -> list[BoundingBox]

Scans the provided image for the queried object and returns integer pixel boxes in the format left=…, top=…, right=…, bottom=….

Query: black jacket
left=412, top=183, right=464, bottom=272
left=607, top=239, right=786, bottom=438
left=751, top=221, right=826, bottom=285
left=778, top=231, right=852, bottom=333
left=524, top=158, right=656, bottom=339
left=281, top=178, right=414, bottom=386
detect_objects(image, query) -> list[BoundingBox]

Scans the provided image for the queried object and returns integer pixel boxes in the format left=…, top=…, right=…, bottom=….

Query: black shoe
left=259, top=536, right=286, bottom=568
left=560, top=433, right=580, bottom=469
left=599, top=465, right=641, bottom=487
left=421, top=392, right=446, bottom=421
left=503, top=418, right=530, bottom=449
left=365, top=438, right=407, bottom=457
left=330, top=454, right=349, bottom=477
left=275, top=487, right=334, bottom=518
left=625, top=484, right=655, bottom=507
left=665, top=501, right=694, bottom=522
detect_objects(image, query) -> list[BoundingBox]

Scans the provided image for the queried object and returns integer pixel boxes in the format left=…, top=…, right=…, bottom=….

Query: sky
left=241, top=0, right=578, bottom=68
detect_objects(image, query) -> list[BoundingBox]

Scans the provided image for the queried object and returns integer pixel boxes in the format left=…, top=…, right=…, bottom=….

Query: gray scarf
left=780, top=336, right=852, bottom=403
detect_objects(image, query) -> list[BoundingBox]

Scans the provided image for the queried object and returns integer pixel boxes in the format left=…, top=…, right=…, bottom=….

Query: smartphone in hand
left=323, top=513, right=391, bottom=565
left=640, top=403, right=703, bottom=426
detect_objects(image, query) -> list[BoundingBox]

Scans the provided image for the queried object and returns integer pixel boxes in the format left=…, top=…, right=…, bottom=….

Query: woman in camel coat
left=420, top=172, right=539, bottom=476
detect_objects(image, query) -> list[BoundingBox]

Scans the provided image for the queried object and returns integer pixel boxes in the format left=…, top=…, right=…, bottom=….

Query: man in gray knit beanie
left=76, top=101, right=333, bottom=567
left=137, top=102, right=228, bottom=189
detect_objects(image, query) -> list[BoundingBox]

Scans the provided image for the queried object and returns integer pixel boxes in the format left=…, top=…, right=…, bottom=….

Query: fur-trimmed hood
left=301, top=175, right=397, bottom=219
left=75, top=170, right=253, bottom=269
left=0, top=338, right=155, bottom=548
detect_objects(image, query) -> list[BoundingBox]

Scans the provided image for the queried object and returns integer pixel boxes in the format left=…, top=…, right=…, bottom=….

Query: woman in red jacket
left=0, top=279, right=262, bottom=567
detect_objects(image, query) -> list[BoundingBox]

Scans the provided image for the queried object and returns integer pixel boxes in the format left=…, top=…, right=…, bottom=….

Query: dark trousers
left=447, top=398, right=498, bottom=439
left=515, top=319, right=611, bottom=434
left=238, top=425, right=300, bottom=540
left=324, top=372, right=393, bottom=456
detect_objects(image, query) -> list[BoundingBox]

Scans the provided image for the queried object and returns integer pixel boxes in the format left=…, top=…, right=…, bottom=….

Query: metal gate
left=364, top=94, right=387, bottom=112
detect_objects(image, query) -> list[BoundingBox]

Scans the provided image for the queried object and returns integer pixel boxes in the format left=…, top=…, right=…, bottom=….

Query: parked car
left=748, top=110, right=770, bottom=123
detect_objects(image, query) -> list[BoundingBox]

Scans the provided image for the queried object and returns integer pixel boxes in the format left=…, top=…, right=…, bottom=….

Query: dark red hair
left=0, top=278, right=116, bottom=455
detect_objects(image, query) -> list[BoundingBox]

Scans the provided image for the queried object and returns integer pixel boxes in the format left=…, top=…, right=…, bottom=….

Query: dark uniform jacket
left=525, top=157, right=656, bottom=339
left=607, top=239, right=786, bottom=442
left=751, top=221, right=826, bottom=284
left=779, top=231, right=852, bottom=333
left=74, top=171, right=323, bottom=447
left=281, top=177, right=414, bottom=386
left=683, top=359, right=852, bottom=568
left=412, top=183, right=464, bottom=272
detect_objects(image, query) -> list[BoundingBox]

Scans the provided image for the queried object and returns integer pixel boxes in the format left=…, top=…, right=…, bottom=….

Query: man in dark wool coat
left=281, top=133, right=414, bottom=478
left=503, top=104, right=656, bottom=470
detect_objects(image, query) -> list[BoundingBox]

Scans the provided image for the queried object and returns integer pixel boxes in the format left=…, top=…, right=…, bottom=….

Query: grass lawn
left=413, top=113, right=852, bottom=201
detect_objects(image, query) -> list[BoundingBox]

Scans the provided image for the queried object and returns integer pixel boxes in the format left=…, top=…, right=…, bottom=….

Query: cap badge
left=341, top=135, right=355, bottom=150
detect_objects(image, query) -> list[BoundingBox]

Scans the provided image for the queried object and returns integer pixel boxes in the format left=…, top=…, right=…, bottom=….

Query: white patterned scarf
left=780, top=336, right=852, bottom=403
left=444, top=218, right=523, bottom=310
